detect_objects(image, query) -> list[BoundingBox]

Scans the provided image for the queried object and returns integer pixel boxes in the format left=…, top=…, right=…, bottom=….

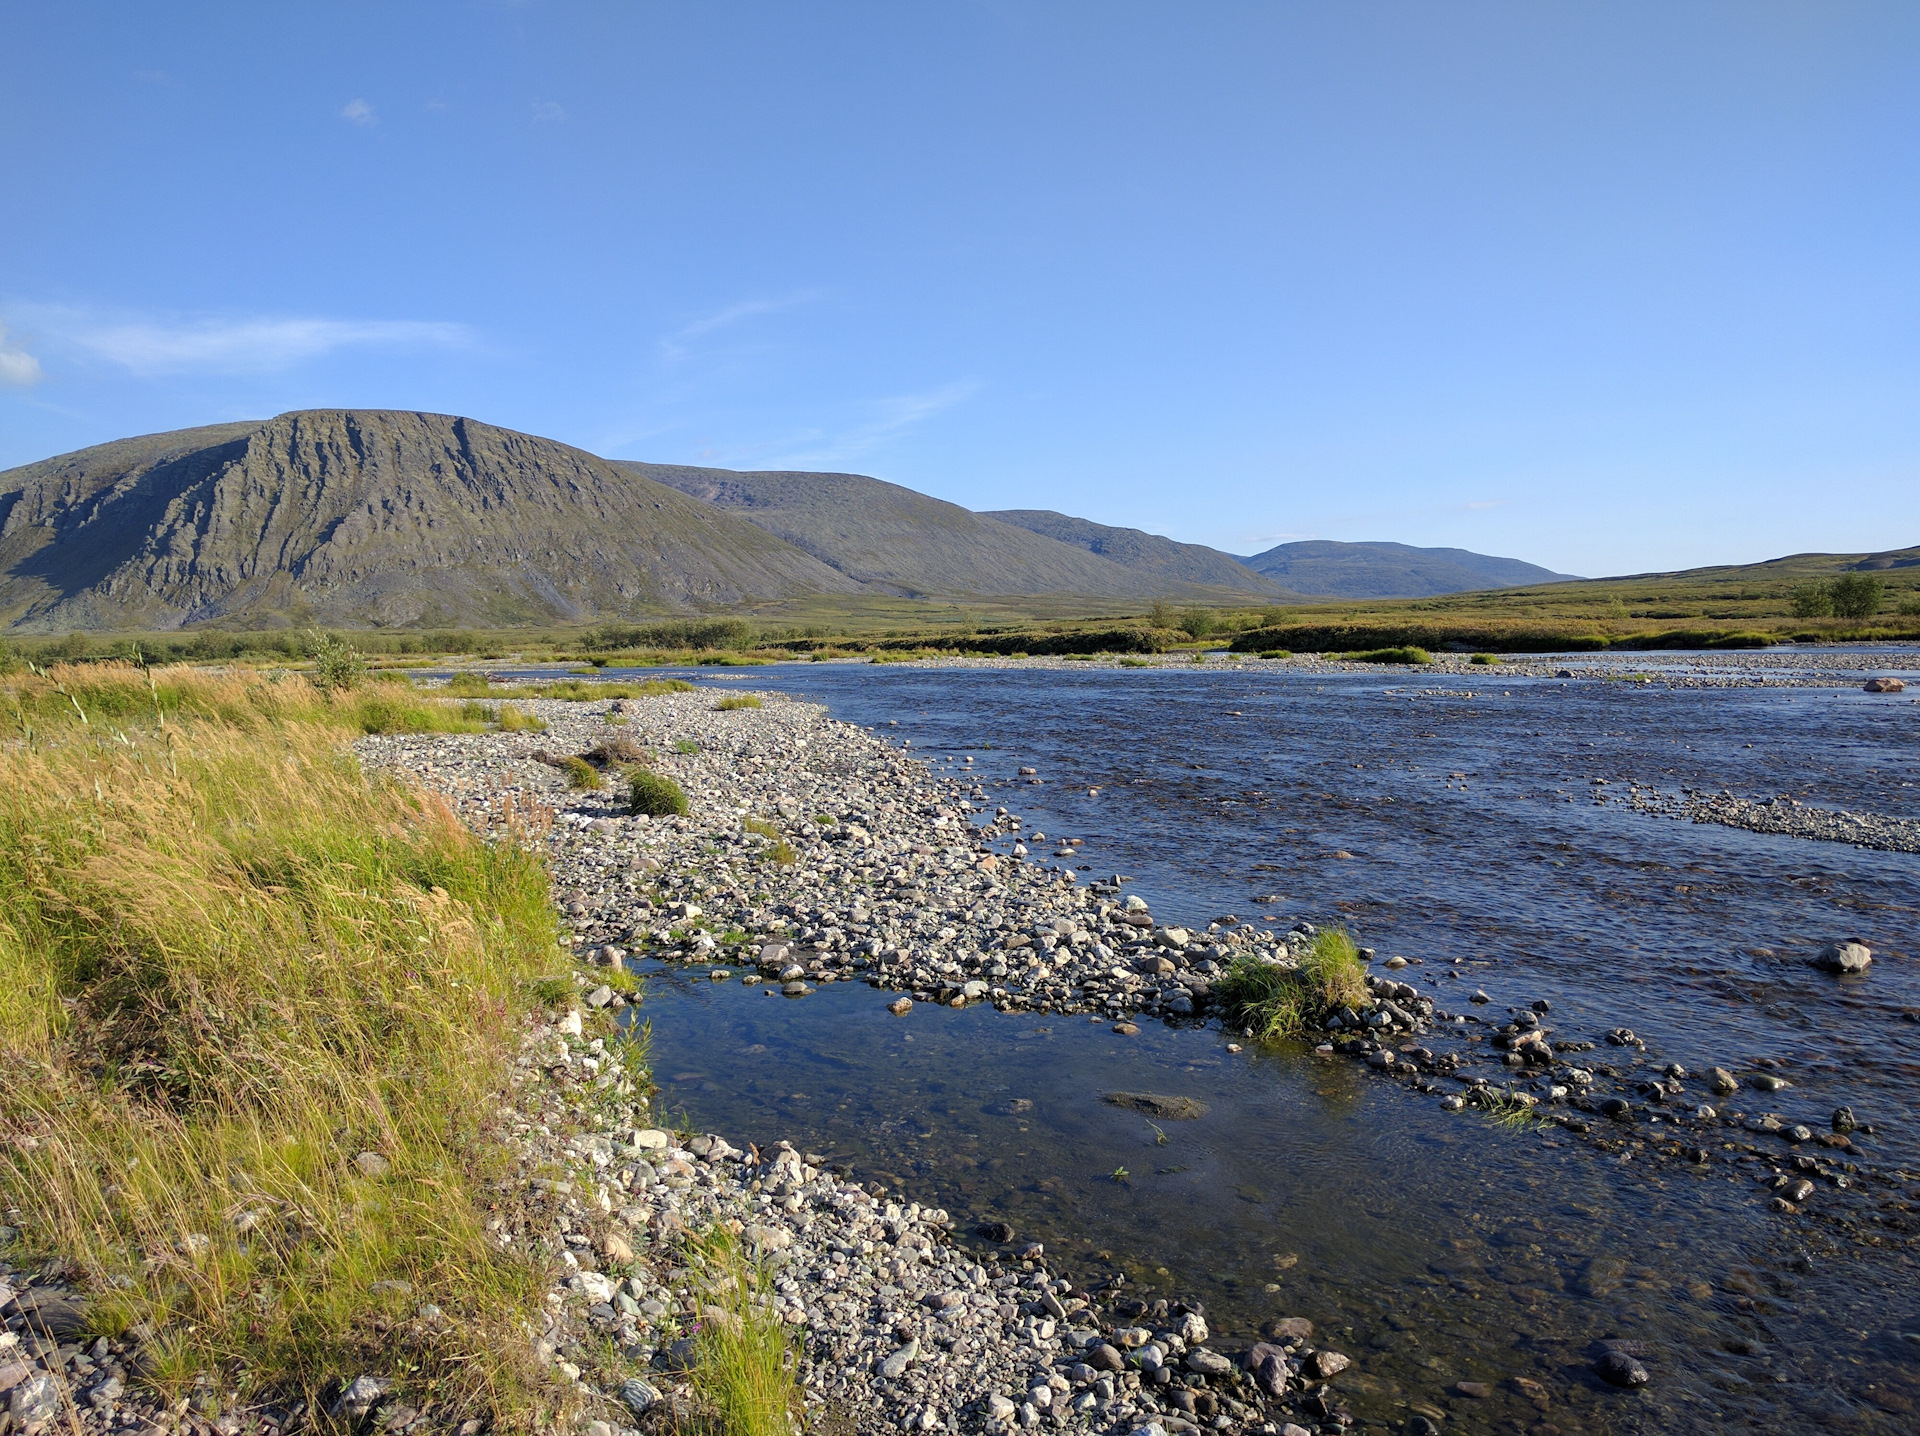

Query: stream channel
left=594, top=654, right=1920, bottom=1434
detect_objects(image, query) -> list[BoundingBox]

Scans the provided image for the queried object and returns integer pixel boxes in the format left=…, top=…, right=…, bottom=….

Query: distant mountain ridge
left=623, top=464, right=1276, bottom=601
left=982, top=509, right=1287, bottom=595
left=0, top=411, right=860, bottom=631
left=1237, top=539, right=1580, bottom=597
left=1, top=410, right=1586, bottom=631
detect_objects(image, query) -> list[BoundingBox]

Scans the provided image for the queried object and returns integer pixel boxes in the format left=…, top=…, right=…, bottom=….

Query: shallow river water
left=614, top=655, right=1920, bottom=1434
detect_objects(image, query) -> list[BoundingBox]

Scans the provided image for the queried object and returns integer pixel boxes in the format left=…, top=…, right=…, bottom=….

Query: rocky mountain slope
left=621, top=464, right=1264, bottom=600
left=0, top=411, right=862, bottom=631
left=982, top=508, right=1287, bottom=595
left=1238, top=539, right=1579, bottom=597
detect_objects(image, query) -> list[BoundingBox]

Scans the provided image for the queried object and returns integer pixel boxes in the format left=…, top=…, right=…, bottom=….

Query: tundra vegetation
left=0, top=666, right=566, bottom=1425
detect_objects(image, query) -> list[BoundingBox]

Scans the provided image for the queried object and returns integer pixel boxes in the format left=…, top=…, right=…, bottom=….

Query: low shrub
left=630, top=771, right=690, bottom=817
left=1340, top=646, right=1432, bottom=665
left=1216, top=929, right=1370, bottom=1039
left=1469, top=653, right=1500, bottom=665
left=714, top=695, right=763, bottom=711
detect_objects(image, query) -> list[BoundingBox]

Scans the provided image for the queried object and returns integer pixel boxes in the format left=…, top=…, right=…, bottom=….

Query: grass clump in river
left=630, top=770, right=690, bottom=817
left=0, top=665, right=562, bottom=1426
left=1339, top=646, right=1432, bottom=665
left=1217, top=929, right=1371, bottom=1039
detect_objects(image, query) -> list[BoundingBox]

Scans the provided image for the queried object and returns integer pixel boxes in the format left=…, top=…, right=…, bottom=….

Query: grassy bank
left=0, top=667, right=567, bottom=1425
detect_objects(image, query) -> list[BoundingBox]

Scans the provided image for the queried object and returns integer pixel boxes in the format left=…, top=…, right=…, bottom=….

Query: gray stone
left=1815, top=941, right=1872, bottom=973
left=619, top=1378, right=660, bottom=1415
left=328, top=1375, right=393, bottom=1420
left=8, top=1373, right=59, bottom=1425
left=1306, top=1350, right=1349, bottom=1379
left=1594, top=1350, right=1650, bottom=1387
left=880, top=1338, right=920, bottom=1380
left=1185, top=1348, right=1233, bottom=1377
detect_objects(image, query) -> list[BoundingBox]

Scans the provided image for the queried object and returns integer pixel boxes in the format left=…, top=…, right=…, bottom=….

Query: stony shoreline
left=9, top=672, right=1912, bottom=1436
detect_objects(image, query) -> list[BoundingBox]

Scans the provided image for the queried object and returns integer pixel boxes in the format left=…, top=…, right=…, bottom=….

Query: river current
left=611, top=654, right=1920, bottom=1434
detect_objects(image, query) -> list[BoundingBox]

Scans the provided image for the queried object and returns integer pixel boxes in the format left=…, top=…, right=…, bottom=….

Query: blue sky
left=3, top=2, right=1916, bottom=577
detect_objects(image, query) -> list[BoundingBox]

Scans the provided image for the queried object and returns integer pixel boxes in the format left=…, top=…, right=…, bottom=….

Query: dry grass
left=0, top=666, right=565, bottom=1427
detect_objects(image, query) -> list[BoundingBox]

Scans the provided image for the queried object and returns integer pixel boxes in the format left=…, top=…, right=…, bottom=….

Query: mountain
left=0, top=410, right=861, bottom=631
left=619, top=463, right=1269, bottom=600
left=981, top=509, right=1288, bottom=596
left=1238, top=540, right=1580, bottom=597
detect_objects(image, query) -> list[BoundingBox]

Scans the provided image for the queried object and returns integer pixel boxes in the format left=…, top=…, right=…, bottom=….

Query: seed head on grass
left=630, top=771, right=690, bottom=817
left=1216, top=928, right=1370, bottom=1039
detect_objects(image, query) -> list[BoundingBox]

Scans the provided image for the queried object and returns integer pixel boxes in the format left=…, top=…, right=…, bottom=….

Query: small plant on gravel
left=676, top=739, right=700, bottom=755
left=1259, top=649, right=1291, bottom=660
left=1217, top=929, right=1370, bottom=1040
left=714, top=695, right=763, bottom=711
left=630, top=771, right=690, bottom=817
left=743, top=817, right=781, bottom=840
left=498, top=704, right=547, bottom=732
left=562, top=756, right=602, bottom=790
left=1120, top=657, right=1150, bottom=668
left=1470, top=653, right=1500, bottom=664
left=766, top=840, right=797, bottom=866
left=683, top=1228, right=802, bottom=1436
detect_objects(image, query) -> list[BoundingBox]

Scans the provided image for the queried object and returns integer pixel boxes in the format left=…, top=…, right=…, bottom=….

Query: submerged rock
left=1101, top=1092, right=1209, bottom=1119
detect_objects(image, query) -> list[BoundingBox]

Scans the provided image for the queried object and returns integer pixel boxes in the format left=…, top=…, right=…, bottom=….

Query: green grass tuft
left=1216, top=929, right=1371, bottom=1040
left=682, top=1229, right=801, bottom=1436
left=714, top=695, right=763, bottom=711
left=561, top=755, right=603, bottom=790
left=1339, top=646, right=1432, bottom=665
left=1469, top=653, right=1500, bottom=664
left=497, top=704, right=547, bottom=732
left=1258, top=649, right=1291, bottom=660
left=630, top=771, right=690, bottom=817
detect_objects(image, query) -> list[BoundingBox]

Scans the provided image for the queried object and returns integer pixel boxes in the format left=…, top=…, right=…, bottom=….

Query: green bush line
left=1228, top=624, right=1803, bottom=655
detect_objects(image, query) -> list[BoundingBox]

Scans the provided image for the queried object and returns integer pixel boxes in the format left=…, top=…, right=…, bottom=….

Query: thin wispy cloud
left=17, top=307, right=473, bottom=377
left=531, top=100, right=566, bottom=124
left=759, top=380, right=979, bottom=469
left=0, top=323, right=44, bottom=387
left=340, top=98, right=376, bottom=126
left=658, top=291, right=822, bottom=363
